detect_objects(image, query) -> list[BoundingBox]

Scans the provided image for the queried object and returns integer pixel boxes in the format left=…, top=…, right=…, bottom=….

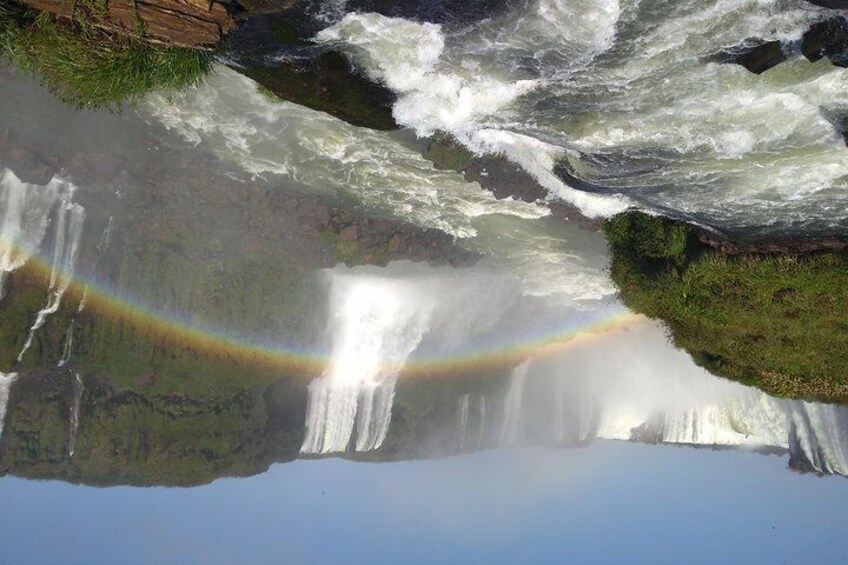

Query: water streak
left=18, top=198, right=85, bottom=362
left=58, top=320, right=74, bottom=367
left=500, top=359, right=530, bottom=444
left=0, top=372, right=16, bottom=441
left=68, top=373, right=83, bottom=458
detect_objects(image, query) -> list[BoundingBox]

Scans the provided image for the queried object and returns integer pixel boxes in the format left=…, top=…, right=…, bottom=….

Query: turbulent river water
left=311, top=0, right=848, bottom=237
left=1, top=0, right=848, bottom=480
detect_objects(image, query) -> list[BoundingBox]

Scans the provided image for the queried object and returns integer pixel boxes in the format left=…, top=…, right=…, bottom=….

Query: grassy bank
left=604, top=212, right=848, bottom=402
left=0, top=2, right=211, bottom=107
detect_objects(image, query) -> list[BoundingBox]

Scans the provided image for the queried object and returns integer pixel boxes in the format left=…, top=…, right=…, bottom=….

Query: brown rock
left=339, top=224, right=358, bottom=242
left=65, top=152, right=126, bottom=184
left=0, top=129, right=57, bottom=185
left=19, top=0, right=239, bottom=49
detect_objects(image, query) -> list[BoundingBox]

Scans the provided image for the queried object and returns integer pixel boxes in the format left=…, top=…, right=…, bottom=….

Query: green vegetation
left=0, top=2, right=211, bottom=107
left=0, top=370, right=306, bottom=486
left=604, top=211, right=848, bottom=402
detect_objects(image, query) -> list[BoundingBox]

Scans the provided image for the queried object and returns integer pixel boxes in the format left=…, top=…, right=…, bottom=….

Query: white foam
left=143, top=69, right=546, bottom=239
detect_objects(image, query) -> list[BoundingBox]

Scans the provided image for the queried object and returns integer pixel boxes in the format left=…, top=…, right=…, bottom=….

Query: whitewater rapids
left=313, top=0, right=848, bottom=235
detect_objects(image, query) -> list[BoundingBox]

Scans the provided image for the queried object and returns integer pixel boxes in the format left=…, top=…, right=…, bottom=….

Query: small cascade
left=660, top=406, right=752, bottom=446
left=457, top=394, right=489, bottom=451
left=18, top=197, right=85, bottom=362
left=0, top=372, right=16, bottom=441
left=477, top=395, right=487, bottom=447
left=501, top=360, right=531, bottom=445
left=458, top=393, right=470, bottom=450
left=301, top=273, right=436, bottom=454
left=553, top=374, right=565, bottom=443
left=68, top=373, right=83, bottom=458
left=785, top=403, right=848, bottom=476
left=0, top=169, right=69, bottom=299
left=58, top=320, right=74, bottom=367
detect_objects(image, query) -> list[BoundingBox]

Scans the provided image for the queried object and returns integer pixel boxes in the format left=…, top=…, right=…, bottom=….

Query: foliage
left=0, top=2, right=212, bottom=108
left=604, top=211, right=848, bottom=402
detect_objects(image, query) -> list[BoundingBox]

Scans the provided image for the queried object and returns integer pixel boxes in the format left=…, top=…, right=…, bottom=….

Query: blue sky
left=2, top=441, right=847, bottom=564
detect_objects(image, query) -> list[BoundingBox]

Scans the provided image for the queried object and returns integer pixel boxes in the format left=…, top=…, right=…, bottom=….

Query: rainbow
left=9, top=240, right=643, bottom=380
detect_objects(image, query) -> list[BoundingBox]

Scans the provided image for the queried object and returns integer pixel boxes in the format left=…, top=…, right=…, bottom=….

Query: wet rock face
left=0, top=128, right=57, bottom=185
left=346, top=0, right=508, bottom=27
left=805, top=0, right=848, bottom=9
left=710, top=39, right=787, bottom=74
left=233, top=51, right=398, bottom=130
left=692, top=228, right=848, bottom=255
left=802, top=16, right=848, bottom=67
left=19, top=0, right=241, bottom=49
left=295, top=195, right=479, bottom=267
left=423, top=135, right=604, bottom=232
left=224, top=7, right=399, bottom=130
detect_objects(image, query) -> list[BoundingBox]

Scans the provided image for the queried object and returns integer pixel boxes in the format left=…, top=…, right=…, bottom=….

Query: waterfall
left=500, top=360, right=531, bottom=445
left=301, top=273, right=436, bottom=454
left=0, top=372, right=16, bottom=441
left=479, top=322, right=848, bottom=476
left=18, top=197, right=85, bottom=362
left=68, top=373, right=83, bottom=458
left=0, top=169, right=69, bottom=299
left=785, top=402, right=848, bottom=476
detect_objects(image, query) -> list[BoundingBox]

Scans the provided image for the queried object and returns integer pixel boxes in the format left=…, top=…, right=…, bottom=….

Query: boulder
left=710, top=39, right=787, bottom=74
left=802, top=16, right=848, bottom=67
left=805, top=0, right=848, bottom=8
left=233, top=51, right=398, bottom=130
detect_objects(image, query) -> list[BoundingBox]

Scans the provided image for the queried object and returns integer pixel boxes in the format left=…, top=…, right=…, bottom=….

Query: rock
left=465, top=158, right=547, bottom=203
left=64, top=153, right=126, bottom=185
left=805, top=0, right=848, bottom=8
left=692, top=226, right=848, bottom=255
left=0, top=129, right=57, bottom=185
left=338, top=224, right=359, bottom=242
left=19, top=0, right=241, bottom=49
left=224, top=5, right=397, bottom=130
left=232, top=50, right=398, bottom=130
left=710, top=39, right=787, bottom=74
left=548, top=201, right=605, bottom=232
left=346, top=0, right=509, bottom=27
left=424, top=134, right=602, bottom=232
left=802, top=17, right=848, bottom=67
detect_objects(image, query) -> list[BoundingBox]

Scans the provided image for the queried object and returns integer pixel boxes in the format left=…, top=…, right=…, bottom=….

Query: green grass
left=604, top=211, right=848, bottom=402
left=0, top=2, right=212, bottom=108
